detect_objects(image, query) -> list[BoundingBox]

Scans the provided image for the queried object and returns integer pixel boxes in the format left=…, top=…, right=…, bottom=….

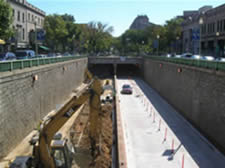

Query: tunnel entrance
left=89, top=63, right=141, bottom=78
left=116, top=64, right=141, bottom=77
left=89, top=64, right=114, bottom=79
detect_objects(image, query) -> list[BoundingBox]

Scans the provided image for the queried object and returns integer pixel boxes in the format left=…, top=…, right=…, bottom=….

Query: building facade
left=6, top=0, right=45, bottom=49
left=182, top=6, right=212, bottom=55
left=182, top=4, right=225, bottom=57
left=201, top=4, right=225, bottom=57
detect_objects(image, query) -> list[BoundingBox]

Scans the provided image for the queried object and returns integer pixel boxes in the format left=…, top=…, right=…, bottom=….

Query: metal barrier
left=144, top=56, right=225, bottom=71
left=0, top=56, right=86, bottom=72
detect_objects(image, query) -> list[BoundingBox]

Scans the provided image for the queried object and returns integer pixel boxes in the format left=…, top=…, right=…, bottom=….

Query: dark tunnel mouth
left=88, top=64, right=114, bottom=78
left=116, top=64, right=141, bottom=77
left=89, top=64, right=141, bottom=78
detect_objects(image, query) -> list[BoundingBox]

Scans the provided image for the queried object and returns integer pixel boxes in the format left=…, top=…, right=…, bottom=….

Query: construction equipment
left=9, top=70, right=102, bottom=168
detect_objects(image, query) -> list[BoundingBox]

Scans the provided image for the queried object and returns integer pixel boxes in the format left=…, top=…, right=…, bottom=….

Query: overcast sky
left=29, top=0, right=225, bottom=37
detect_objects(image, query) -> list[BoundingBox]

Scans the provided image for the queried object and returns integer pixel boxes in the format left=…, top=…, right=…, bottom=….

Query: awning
left=0, top=39, right=5, bottom=45
left=39, top=45, right=50, bottom=51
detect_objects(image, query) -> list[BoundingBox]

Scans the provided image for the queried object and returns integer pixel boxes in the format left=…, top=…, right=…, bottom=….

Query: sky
left=29, top=0, right=225, bottom=37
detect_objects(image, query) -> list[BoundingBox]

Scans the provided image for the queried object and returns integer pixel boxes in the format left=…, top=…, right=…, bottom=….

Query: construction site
left=1, top=56, right=225, bottom=168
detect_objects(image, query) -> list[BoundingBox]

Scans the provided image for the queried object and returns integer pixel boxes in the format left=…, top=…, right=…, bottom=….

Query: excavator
left=9, top=70, right=103, bottom=168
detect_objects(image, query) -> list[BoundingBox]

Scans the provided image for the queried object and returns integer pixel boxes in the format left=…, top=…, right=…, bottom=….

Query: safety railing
left=0, top=55, right=87, bottom=72
left=144, top=56, right=225, bottom=71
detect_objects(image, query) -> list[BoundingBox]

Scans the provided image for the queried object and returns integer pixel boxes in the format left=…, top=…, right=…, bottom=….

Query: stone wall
left=0, top=58, right=87, bottom=158
left=143, top=59, right=225, bottom=152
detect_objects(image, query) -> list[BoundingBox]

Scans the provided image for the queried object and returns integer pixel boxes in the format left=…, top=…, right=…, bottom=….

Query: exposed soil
left=70, top=79, right=113, bottom=168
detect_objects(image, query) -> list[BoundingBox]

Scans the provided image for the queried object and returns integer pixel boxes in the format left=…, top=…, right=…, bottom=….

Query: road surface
left=117, top=77, right=225, bottom=168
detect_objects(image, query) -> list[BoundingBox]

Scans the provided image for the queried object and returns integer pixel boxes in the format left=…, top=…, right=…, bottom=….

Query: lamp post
left=125, top=38, right=130, bottom=56
left=157, top=35, right=160, bottom=56
left=199, top=17, right=204, bottom=56
left=34, top=18, right=38, bottom=55
left=216, top=32, right=220, bottom=57
left=176, top=36, right=180, bottom=54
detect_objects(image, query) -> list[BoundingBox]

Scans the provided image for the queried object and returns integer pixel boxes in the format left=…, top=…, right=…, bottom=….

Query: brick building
left=182, top=4, right=225, bottom=57
left=182, top=6, right=212, bottom=55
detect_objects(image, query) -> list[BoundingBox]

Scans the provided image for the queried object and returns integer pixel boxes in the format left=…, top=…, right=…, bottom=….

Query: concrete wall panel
left=0, top=58, right=87, bottom=158
left=143, top=59, right=225, bottom=152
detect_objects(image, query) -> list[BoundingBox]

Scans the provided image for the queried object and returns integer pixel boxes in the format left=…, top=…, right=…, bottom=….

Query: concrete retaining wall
left=0, top=58, right=88, bottom=158
left=143, top=59, right=225, bottom=152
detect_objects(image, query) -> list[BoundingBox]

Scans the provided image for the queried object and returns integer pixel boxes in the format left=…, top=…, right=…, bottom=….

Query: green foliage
left=44, top=14, right=114, bottom=54
left=114, top=16, right=184, bottom=55
left=0, top=0, right=13, bottom=40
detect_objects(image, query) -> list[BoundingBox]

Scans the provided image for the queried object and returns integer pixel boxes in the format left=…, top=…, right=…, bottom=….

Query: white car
left=203, top=56, right=215, bottom=61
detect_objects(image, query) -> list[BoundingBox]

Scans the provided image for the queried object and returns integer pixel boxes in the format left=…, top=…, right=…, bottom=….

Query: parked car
left=166, top=53, right=176, bottom=58
left=121, top=84, right=132, bottom=94
left=36, top=54, right=47, bottom=58
left=63, top=52, right=71, bottom=57
left=56, top=53, right=62, bottom=57
left=175, top=55, right=181, bottom=58
left=202, top=56, right=215, bottom=61
left=0, top=52, right=16, bottom=61
left=47, top=53, right=56, bottom=57
left=181, top=53, right=193, bottom=58
left=16, top=50, right=35, bottom=59
left=191, top=55, right=203, bottom=60
left=215, top=57, right=225, bottom=62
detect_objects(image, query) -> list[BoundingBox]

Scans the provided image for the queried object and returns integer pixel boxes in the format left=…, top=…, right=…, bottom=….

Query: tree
left=0, top=0, right=13, bottom=40
left=44, top=14, right=68, bottom=52
left=86, top=21, right=114, bottom=54
left=61, top=14, right=75, bottom=23
left=164, top=17, right=183, bottom=53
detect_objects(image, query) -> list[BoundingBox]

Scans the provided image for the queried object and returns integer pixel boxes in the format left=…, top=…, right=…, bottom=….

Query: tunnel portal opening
left=88, top=64, right=114, bottom=79
left=116, top=64, right=141, bottom=77
left=89, top=63, right=142, bottom=78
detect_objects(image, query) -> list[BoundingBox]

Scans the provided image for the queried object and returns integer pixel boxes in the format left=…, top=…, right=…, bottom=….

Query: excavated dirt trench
left=70, top=77, right=114, bottom=168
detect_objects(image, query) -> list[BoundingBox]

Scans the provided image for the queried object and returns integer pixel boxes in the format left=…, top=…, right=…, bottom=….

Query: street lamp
left=157, top=35, right=160, bottom=56
left=125, top=38, right=130, bottom=56
left=216, top=32, right=220, bottom=36
left=34, top=17, right=38, bottom=55
left=176, top=36, right=180, bottom=54
left=199, top=17, right=204, bottom=56
left=216, top=32, right=220, bottom=57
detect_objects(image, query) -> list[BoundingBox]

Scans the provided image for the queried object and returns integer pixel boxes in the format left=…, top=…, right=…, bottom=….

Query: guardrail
left=144, top=56, right=225, bottom=71
left=0, top=56, right=86, bottom=72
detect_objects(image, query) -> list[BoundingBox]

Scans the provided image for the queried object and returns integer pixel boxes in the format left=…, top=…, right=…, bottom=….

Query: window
left=224, top=20, right=225, bottom=31
left=53, top=150, right=66, bottom=168
left=217, top=21, right=219, bottom=32
left=32, top=15, right=34, bottom=22
left=22, top=13, right=25, bottom=23
left=38, top=18, right=40, bottom=25
left=220, top=20, right=223, bottom=32
left=28, top=13, right=30, bottom=21
left=22, top=28, right=25, bottom=40
left=207, top=24, right=210, bottom=33
left=17, top=11, right=20, bottom=21
left=12, top=9, right=15, bottom=17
